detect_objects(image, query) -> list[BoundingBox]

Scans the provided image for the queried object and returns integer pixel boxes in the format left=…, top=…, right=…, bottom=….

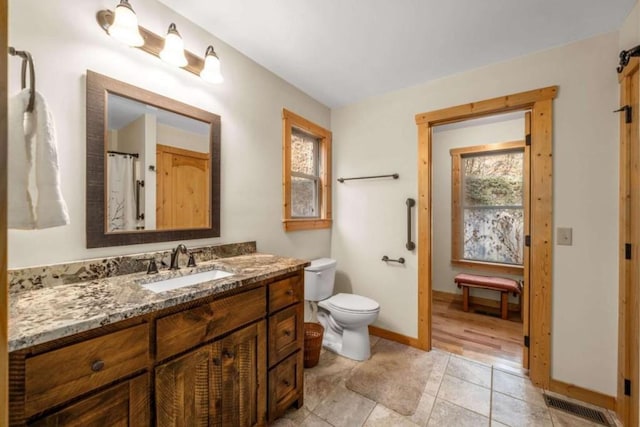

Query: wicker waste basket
left=303, top=322, right=324, bottom=368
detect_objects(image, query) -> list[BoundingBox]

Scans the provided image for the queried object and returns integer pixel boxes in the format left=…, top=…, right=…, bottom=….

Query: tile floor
left=272, top=336, right=620, bottom=427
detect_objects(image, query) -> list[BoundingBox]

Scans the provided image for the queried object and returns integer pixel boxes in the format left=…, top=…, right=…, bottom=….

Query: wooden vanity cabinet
left=266, top=273, right=305, bottom=422
left=10, top=269, right=305, bottom=426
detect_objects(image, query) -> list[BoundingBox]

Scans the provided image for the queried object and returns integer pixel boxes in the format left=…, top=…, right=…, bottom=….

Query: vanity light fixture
left=97, top=2, right=224, bottom=84
left=107, top=0, right=144, bottom=47
left=159, top=23, right=188, bottom=67
left=200, top=46, right=224, bottom=84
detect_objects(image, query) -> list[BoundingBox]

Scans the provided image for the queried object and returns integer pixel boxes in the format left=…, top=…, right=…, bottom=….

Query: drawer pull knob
left=213, top=357, right=221, bottom=366
left=91, top=360, right=105, bottom=372
left=283, top=379, right=291, bottom=387
left=286, top=289, right=294, bottom=296
left=283, top=330, right=292, bottom=337
left=223, top=350, right=235, bottom=359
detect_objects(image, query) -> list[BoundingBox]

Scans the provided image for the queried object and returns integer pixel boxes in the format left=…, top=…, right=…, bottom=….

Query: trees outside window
left=451, top=141, right=525, bottom=272
left=282, top=109, right=332, bottom=231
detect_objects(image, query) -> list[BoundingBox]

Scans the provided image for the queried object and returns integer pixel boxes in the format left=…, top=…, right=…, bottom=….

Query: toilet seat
left=324, top=293, right=379, bottom=314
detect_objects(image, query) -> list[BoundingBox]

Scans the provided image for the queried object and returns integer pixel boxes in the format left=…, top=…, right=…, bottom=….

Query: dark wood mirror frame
left=86, top=70, right=221, bottom=248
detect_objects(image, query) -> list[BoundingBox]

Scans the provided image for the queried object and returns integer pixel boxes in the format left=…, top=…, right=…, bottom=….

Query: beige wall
left=117, top=115, right=146, bottom=156
left=620, top=0, right=640, bottom=50
left=432, top=113, right=524, bottom=303
left=156, top=123, right=209, bottom=153
left=8, top=0, right=331, bottom=267
left=331, top=32, right=620, bottom=395
left=143, top=115, right=157, bottom=229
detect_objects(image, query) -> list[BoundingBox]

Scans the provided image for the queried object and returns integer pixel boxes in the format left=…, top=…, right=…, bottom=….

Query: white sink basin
left=141, top=269, right=234, bottom=293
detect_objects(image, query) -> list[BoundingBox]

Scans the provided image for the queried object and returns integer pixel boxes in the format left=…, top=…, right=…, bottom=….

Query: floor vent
left=543, top=394, right=612, bottom=426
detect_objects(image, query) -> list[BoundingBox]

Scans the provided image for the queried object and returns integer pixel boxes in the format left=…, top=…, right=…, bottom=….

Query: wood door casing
left=522, top=111, right=531, bottom=370
left=415, top=86, right=556, bottom=388
left=156, top=144, right=210, bottom=230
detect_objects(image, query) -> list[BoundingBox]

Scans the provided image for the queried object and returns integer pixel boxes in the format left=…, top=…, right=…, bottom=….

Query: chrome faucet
left=169, top=244, right=189, bottom=270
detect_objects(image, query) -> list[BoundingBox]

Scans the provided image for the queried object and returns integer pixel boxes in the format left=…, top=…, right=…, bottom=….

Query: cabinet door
left=29, top=373, right=149, bottom=427
left=155, top=321, right=267, bottom=427
left=218, top=320, right=267, bottom=427
left=155, top=344, right=220, bottom=427
left=268, top=304, right=303, bottom=367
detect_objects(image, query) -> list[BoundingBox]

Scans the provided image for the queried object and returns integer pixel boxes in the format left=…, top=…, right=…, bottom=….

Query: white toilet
left=304, top=258, right=380, bottom=361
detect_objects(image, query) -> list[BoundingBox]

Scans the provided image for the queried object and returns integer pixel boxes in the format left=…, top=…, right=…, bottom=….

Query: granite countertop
left=9, top=253, right=310, bottom=352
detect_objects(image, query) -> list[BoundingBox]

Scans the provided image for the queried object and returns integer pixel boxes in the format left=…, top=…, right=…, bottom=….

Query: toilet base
left=319, top=315, right=371, bottom=361
left=338, top=326, right=371, bottom=361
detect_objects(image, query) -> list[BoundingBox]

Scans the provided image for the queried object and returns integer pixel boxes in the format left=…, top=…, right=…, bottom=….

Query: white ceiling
left=158, top=0, right=635, bottom=108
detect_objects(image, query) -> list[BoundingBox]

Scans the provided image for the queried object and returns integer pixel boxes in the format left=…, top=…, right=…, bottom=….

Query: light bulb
left=108, top=0, right=144, bottom=47
left=159, top=23, right=188, bottom=67
left=200, top=46, right=224, bottom=84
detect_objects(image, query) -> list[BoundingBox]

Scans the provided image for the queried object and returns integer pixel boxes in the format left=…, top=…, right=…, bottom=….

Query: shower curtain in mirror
left=107, top=153, right=136, bottom=232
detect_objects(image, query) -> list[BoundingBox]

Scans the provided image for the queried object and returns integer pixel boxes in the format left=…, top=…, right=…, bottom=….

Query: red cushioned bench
left=454, top=273, right=522, bottom=320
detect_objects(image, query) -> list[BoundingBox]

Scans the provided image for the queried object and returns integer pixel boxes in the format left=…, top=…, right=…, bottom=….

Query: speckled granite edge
left=8, top=241, right=257, bottom=293
left=10, top=253, right=310, bottom=352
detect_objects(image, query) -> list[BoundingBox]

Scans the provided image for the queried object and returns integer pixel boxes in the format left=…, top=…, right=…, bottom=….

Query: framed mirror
left=86, top=70, right=220, bottom=248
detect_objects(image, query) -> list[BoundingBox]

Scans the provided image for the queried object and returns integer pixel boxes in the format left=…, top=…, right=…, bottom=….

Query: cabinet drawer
left=156, top=287, right=266, bottom=360
left=268, top=350, right=303, bottom=422
left=29, top=373, right=149, bottom=427
left=25, top=323, right=149, bottom=417
left=268, top=304, right=303, bottom=367
left=268, top=275, right=302, bottom=313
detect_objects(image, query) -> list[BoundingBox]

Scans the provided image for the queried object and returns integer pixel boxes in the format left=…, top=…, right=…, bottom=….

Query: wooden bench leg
left=462, top=286, right=469, bottom=312
left=500, top=292, right=508, bottom=320
left=518, top=292, right=522, bottom=322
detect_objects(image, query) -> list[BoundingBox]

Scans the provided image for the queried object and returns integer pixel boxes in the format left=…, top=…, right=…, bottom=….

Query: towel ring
left=8, top=47, right=36, bottom=113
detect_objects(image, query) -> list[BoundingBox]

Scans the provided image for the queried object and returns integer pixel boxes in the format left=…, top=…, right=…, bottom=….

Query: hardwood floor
left=432, top=293, right=525, bottom=374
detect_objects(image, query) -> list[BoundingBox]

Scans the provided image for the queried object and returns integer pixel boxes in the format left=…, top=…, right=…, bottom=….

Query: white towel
left=8, top=90, right=35, bottom=229
left=8, top=89, right=69, bottom=229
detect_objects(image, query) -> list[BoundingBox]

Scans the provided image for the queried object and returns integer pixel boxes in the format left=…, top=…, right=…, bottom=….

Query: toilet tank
left=304, top=258, right=337, bottom=301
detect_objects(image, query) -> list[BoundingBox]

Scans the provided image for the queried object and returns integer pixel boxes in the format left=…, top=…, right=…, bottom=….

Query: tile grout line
left=425, top=354, right=451, bottom=425
left=489, top=365, right=494, bottom=425
left=431, top=355, right=497, bottom=422
left=360, top=400, right=377, bottom=427
left=310, top=342, right=378, bottom=427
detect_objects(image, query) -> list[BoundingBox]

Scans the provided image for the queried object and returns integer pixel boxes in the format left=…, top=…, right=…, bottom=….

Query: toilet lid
left=325, top=293, right=379, bottom=313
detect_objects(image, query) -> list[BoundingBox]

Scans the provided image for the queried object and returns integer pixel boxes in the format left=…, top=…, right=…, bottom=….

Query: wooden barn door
left=618, top=56, right=640, bottom=427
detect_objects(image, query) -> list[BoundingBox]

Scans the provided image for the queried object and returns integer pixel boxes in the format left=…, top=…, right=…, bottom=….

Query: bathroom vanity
left=8, top=246, right=307, bottom=426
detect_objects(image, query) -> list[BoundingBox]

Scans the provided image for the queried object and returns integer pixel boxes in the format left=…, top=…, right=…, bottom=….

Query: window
left=450, top=141, right=525, bottom=273
left=282, top=109, right=332, bottom=231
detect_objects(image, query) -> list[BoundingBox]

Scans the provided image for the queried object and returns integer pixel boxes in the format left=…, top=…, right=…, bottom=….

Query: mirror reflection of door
left=105, top=93, right=211, bottom=233
left=156, top=145, right=210, bottom=230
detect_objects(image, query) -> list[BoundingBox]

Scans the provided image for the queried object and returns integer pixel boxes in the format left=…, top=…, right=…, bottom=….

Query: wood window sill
left=283, top=219, right=332, bottom=232
left=451, top=259, right=524, bottom=276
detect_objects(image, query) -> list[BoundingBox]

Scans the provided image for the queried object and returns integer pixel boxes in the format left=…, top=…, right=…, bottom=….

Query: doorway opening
left=430, top=111, right=529, bottom=373
left=415, top=87, right=556, bottom=388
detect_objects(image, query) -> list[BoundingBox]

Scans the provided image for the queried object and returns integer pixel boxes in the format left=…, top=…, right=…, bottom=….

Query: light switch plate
left=557, top=227, right=572, bottom=246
